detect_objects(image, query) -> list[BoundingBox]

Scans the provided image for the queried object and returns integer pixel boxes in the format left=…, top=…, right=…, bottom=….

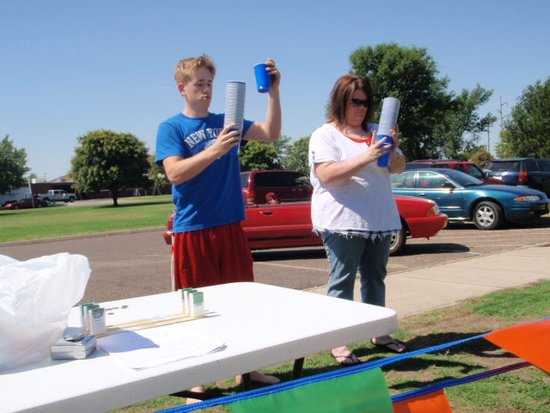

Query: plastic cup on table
left=254, top=63, right=271, bottom=93
left=223, top=81, right=246, bottom=155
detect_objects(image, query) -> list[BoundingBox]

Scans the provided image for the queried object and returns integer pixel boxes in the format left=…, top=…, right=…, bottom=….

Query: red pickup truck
left=163, top=195, right=447, bottom=256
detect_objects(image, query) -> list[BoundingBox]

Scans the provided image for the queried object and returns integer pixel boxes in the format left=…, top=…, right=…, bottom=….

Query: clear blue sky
left=1, top=0, right=549, bottom=180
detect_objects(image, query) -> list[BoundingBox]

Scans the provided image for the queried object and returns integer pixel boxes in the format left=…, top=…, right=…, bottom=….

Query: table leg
left=292, top=357, right=305, bottom=379
left=170, top=390, right=219, bottom=400
left=240, top=372, right=252, bottom=389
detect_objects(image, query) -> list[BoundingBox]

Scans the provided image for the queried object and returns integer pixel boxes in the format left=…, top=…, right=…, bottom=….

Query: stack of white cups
left=378, top=97, right=401, bottom=137
left=376, top=97, right=401, bottom=167
left=223, top=81, right=246, bottom=155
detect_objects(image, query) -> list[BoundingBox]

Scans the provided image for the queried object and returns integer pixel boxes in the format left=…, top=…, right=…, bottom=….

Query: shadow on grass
left=350, top=331, right=518, bottom=392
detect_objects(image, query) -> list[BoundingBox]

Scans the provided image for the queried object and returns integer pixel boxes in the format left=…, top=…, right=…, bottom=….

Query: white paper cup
left=378, top=97, right=400, bottom=136
left=223, top=81, right=246, bottom=155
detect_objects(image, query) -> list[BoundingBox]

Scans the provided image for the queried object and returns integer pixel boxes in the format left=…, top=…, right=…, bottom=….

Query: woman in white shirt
left=308, top=74, right=407, bottom=365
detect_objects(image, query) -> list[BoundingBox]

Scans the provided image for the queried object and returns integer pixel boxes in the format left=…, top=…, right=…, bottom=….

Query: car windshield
left=540, top=160, right=550, bottom=172
left=468, top=165, right=484, bottom=179
left=240, top=172, right=250, bottom=188
left=487, top=161, right=521, bottom=172
left=438, top=169, right=484, bottom=186
left=405, top=163, right=427, bottom=170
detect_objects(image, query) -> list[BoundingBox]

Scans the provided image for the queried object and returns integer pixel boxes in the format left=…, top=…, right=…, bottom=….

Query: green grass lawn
left=0, top=195, right=174, bottom=243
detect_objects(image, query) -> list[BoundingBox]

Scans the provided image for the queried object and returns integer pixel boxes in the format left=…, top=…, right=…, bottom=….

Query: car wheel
left=473, top=201, right=503, bottom=230
left=389, top=227, right=406, bottom=255
left=13, top=205, right=19, bottom=210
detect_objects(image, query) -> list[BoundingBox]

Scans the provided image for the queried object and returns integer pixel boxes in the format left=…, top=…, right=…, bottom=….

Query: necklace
left=341, top=126, right=372, bottom=145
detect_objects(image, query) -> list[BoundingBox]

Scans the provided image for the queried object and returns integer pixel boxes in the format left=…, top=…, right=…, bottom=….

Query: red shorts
left=172, top=222, right=254, bottom=289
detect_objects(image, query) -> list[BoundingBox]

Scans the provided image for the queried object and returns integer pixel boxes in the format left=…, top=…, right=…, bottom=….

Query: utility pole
left=498, top=97, right=509, bottom=129
left=493, top=96, right=509, bottom=157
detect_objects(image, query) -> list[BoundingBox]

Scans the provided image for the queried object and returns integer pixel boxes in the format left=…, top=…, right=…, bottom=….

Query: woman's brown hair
left=327, top=74, right=374, bottom=131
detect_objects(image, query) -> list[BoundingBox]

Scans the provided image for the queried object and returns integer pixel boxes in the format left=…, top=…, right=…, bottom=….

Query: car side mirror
left=441, top=182, right=455, bottom=189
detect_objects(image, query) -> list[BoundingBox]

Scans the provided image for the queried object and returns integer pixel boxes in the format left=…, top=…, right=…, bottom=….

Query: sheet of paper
left=98, top=323, right=225, bottom=370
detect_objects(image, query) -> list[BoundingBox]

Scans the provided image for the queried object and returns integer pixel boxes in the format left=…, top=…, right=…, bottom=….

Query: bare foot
left=371, top=335, right=407, bottom=353
left=185, top=385, right=204, bottom=405
left=331, top=345, right=361, bottom=366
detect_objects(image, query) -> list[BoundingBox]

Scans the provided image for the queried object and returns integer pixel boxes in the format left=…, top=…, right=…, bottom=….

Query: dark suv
left=405, top=160, right=501, bottom=184
left=241, top=170, right=313, bottom=205
left=485, top=158, right=550, bottom=196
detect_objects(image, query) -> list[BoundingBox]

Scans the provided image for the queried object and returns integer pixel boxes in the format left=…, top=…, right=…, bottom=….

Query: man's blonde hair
left=174, top=54, right=216, bottom=86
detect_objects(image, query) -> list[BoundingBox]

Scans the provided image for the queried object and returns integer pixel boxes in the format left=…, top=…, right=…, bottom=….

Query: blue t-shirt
left=156, top=112, right=252, bottom=233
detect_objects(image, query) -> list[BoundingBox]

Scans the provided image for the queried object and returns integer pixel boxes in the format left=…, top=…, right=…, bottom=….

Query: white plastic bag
left=0, top=253, right=91, bottom=372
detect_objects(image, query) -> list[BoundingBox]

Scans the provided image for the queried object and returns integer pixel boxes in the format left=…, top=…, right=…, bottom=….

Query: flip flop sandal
left=331, top=351, right=362, bottom=366
left=371, top=338, right=407, bottom=353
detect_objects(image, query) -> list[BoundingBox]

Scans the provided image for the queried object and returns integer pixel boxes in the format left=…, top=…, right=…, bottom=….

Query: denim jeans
left=322, top=233, right=392, bottom=307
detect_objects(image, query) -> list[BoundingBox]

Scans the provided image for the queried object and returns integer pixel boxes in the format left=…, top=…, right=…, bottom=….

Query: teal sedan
left=391, top=169, right=549, bottom=230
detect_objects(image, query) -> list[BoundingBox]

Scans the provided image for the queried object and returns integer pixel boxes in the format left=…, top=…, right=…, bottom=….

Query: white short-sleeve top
left=308, top=123, right=401, bottom=237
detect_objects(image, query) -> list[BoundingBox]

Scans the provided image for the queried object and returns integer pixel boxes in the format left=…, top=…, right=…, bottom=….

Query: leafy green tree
left=285, top=136, right=310, bottom=176
left=148, top=154, right=169, bottom=194
left=496, top=78, right=550, bottom=158
left=71, top=130, right=150, bottom=206
left=240, top=141, right=282, bottom=171
left=434, top=87, right=497, bottom=159
left=349, top=43, right=495, bottom=160
left=0, top=135, right=29, bottom=194
left=496, top=128, right=516, bottom=158
left=272, top=135, right=292, bottom=167
left=469, top=147, right=494, bottom=168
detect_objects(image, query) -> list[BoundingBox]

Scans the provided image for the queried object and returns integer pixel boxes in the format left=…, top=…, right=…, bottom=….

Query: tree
left=285, top=136, right=310, bottom=176
left=71, top=130, right=150, bottom=206
left=148, top=154, right=169, bottom=195
left=469, top=147, right=494, bottom=168
left=239, top=141, right=282, bottom=171
left=0, top=135, right=28, bottom=194
left=349, top=43, right=496, bottom=160
left=434, top=87, right=497, bottom=159
left=272, top=135, right=292, bottom=167
left=496, top=78, right=550, bottom=158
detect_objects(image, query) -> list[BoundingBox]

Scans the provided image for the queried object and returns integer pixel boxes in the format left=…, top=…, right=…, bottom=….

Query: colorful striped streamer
left=485, top=319, right=549, bottom=372
left=393, top=389, right=452, bottom=413
left=156, top=319, right=547, bottom=413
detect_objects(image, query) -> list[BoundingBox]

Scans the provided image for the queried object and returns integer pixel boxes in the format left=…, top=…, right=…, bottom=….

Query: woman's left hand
left=360, top=133, right=392, bottom=165
left=388, top=127, right=406, bottom=172
left=390, top=127, right=400, bottom=151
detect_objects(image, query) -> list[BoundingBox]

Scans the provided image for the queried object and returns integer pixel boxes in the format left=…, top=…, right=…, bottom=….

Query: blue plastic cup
left=254, top=63, right=271, bottom=93
left=376, top=134, right=394, bottom=167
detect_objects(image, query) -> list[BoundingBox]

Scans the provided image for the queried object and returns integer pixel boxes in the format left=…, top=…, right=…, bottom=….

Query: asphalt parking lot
left=1, top=216, right=549, bottom=304
left=251, top=218, right=550, bottom=290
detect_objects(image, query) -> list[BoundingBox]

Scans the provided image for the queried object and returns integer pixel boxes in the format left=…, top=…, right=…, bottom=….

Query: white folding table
left=1, top=282, right=397, bottom=413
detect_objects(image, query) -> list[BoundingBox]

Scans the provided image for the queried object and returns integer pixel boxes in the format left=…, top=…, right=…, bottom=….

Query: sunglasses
left=350, top=98, right=369, bottom=108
